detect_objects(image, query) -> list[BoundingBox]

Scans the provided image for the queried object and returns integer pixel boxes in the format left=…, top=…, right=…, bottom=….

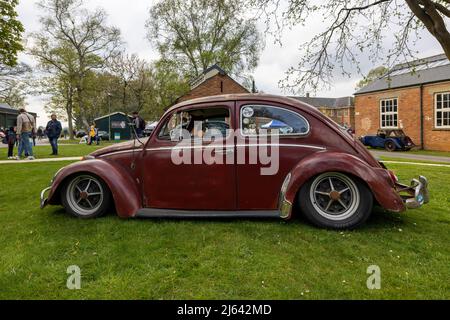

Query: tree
left=40, top=73, right=76, bottom=129
left=144, top=59, right=189, bottom=120
left=146, top=0, right=263, bottom=78
left=252, top=0, right=450, bottom=93
left=0, top=0, right=24, bottom=67
left=355, top=66, right=389, bottom=90
left=29, top=0, right=122, bottom=132
left=0, top=62, right=30, bottom=107
left=29, top=40, right=79, bottom=138
left=108, top=53, right=150, bottom=114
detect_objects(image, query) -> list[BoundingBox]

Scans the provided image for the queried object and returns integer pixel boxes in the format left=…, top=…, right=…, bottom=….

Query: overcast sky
left=17, top=0, right=445, bottom=126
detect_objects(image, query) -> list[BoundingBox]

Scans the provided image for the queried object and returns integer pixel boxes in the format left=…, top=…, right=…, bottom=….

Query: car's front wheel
left=385, top=141, right=396, bottom=152
left=61, top=174, right=111, bottom=219
left=299, top=172, right=373, bottom=229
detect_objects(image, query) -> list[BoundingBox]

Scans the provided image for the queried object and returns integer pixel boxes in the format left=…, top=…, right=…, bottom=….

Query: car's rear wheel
left=299, top=172, right=373, bottom=229
left=385, top=141, right=396, bottom=152
left=61, top=174, right=111, bottom=219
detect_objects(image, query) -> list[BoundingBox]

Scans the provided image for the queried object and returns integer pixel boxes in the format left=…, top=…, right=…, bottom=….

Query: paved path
left=0, top=157, right=81, bottom=165
left=382, top=161, right=450, bottom=168
left=370, top=150, right=450, bottom=163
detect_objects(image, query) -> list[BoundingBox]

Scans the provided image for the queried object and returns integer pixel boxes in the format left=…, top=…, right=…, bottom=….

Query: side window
left=158, top=107, right=231, bottom=141
left=240, top=105, right=310, bottom=136
left=158, top=112, right=181, bottom=140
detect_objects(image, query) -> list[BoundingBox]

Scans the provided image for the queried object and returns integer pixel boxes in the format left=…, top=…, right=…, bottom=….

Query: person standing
left=6, top=127, right=17, bottom=159
left=88, top=123, right=99, bottom=145
left=132, top=111, right=145, bottom=138
left=37, top=127, right=43, bottom=141
left=16, top=108, right=35, bottom=160
left=46, top=114, right=62, bottom=156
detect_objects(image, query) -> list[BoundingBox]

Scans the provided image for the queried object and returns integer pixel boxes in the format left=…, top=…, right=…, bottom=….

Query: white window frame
left=380, top=98, right=398, bottom=129
left=435, top=92, right=450, bottom=129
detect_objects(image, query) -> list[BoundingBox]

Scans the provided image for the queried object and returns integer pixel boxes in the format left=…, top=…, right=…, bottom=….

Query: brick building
left=291, top=95, right=355, bottom=128
left=175, top=65, right=249, bottom=103
left=355, top=54, right=450, bottom=151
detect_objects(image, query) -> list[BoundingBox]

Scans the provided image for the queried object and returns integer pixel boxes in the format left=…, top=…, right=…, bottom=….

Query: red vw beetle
left=40, top=94, right=429, bottom=229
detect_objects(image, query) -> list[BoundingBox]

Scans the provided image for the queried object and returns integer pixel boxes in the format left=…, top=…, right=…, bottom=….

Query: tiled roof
left=355, top=54, right=450, bottom=95
left=289, top=96, right=354, bottom=109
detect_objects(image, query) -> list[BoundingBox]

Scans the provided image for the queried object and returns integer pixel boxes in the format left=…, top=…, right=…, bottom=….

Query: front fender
left=282, top=151, right=405, bottom=218
left=47, top=159, right=141, bottom=218
left=387, top=138, right=402, bottom=149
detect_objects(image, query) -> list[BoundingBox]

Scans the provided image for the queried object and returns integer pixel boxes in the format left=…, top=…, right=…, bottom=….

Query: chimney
left=306, top=93, right=310, bottom=98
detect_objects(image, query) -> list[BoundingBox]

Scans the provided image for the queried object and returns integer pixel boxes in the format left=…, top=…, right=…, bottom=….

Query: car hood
left=90, top=138, right=148, bottom=157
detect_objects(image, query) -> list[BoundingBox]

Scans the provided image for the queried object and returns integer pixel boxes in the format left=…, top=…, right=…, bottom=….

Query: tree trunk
left=76, top=84, right=90, bottom=130
left=405, top=0, right=450, bottom=60
left=67, top=105, right=74, bottom=140
left=66, top=86, right=75, bottom=140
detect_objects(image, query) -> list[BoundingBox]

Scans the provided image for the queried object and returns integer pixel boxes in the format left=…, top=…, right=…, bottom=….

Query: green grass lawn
left=0, top=161, right=449, bottom=300
left=0, top=143, right=115, bottom=160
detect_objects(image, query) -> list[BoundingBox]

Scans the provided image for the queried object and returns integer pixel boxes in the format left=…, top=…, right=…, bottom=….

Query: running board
left=135, top=208, right=281, bottom=219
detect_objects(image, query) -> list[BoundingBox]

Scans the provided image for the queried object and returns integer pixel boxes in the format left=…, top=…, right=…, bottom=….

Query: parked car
left=360, top=129, right=415, bottom=151
left=40, top=94, right=429, bottom=229
left=98, top=131, right=110, bottom=141
left=143, top=122, right=158, bottom=137
left=75, top=130, right=87, bottom=138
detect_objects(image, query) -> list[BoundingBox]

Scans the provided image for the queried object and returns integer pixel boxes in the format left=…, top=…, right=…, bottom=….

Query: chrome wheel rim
left=309, top=173, right=360, bottom=221
left=66, top=175, right=104, bottom=216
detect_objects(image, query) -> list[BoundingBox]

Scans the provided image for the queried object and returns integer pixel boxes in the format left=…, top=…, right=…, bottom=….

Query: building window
left=435, top=92, right=450, bottom=128
left=380, top=98, right=398, bottom=128
left=344, top=109, right=349, bottom=117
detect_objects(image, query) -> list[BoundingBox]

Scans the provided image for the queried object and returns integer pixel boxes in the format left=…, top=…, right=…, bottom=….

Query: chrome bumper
left=396, top=176, right=430, bottom=209
left=40, top=186, right=52, bottom=209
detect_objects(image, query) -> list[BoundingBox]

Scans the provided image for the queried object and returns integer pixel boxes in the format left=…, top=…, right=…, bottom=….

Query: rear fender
left=282, top=151, right=405, bottom=218
left=47, top=160, right=141, bottom=218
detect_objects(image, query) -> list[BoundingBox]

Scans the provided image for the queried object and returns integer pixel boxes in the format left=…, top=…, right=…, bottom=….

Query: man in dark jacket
left=46, top=114, right=62, bottom=155
left=132, top=111, right=145, bottom=138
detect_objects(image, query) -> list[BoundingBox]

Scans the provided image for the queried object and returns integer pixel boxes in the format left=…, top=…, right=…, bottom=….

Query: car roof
left=166, top=93, right=322, bottom=116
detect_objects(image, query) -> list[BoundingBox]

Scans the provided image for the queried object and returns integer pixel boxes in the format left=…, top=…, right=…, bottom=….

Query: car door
left=235, top=102, right=319, bottom=210
left=141, top=102, right=236, bottom=211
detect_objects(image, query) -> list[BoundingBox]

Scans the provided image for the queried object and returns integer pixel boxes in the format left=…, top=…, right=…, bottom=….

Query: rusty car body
left=40, top=94, right=429, bottom=229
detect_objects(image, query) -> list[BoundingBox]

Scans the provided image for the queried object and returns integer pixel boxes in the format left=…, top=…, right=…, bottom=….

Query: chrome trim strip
left=99, top=144, right=325, bottom=155
left=144, top=144, right=325, bottom=152
left=237, top=144, right=325, bottom=150
left=146, top=145, right=235, bottom=152
left=98, top=149, right=143, bottom=157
